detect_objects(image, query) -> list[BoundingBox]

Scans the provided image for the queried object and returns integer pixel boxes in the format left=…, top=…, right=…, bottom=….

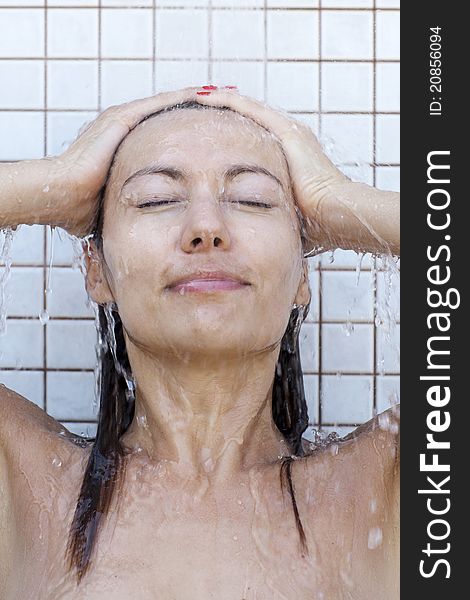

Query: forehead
left=109, top=107, right=290, bottom=189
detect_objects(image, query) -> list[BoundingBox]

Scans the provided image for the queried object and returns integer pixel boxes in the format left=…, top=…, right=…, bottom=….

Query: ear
left=294, top=259, right=311, bottom=307
left=82, top=240, right=115, bottom=305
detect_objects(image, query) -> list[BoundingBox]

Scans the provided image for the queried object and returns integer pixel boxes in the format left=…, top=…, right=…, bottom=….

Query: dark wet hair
left=66, top=100, right=313, bottom=584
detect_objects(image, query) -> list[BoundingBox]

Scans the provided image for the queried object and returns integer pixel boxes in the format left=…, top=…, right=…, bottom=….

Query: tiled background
left=0, top=0, right=400, bottom=441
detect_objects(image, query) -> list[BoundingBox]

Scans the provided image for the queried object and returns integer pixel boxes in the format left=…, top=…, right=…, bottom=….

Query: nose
left=180, top=195, right=231, bottom=253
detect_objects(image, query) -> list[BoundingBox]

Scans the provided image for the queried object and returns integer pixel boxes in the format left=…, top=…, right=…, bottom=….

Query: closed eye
left=231, top=200, right=272, bottom=209
left=137, top=199, right=273, bottom=209
left=137, top=199, right=179, bottom=208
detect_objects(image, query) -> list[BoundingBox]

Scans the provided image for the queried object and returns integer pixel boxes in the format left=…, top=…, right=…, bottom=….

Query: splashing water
left=374, top=254, right=400, bottom=376
left=103, top=302, right=135, bottom=396
left=305, top=428, right=342, bottom=452
left=0, top=226, right=18, bottom=337
left=39, top=226, right=56, bottom=325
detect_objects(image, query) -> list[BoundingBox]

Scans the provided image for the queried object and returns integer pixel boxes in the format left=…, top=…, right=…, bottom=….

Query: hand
left=193, top=88, right=348, bottom=252
left=51, top=87, right=201, bottom=237
left=194, top=88, right=399, bottom=256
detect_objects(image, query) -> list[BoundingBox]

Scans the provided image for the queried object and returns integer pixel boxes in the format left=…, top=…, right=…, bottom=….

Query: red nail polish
left=202, top=85, right=218, bottom=90
left=224, top=85, right=238, bottom=89
left=197, top=91, right=211, bottom=95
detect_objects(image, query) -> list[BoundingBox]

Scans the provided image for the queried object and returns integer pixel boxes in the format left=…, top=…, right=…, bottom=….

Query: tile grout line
left=0, top=57, right=401, bottom=64
left=43, top=0, right=48, bottom=413
left=372, top=0, right=378, bottom=417
left=208, top=0, right=213, bottom=82
left=262, top=0, right=266, bottom=102
left=0, top=5, right=401, bottom=11
left=317, top=0, right=323, bottom=430
left=98, top=0, right=102, bottom=112
left=152, top=0, right=157, bottom=93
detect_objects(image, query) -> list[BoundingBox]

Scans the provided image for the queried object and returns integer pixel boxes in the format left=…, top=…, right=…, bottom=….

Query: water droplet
left=368, top=526, right=383, bottom=549
left=342, top=321, right=354, bottom=336
left=369, top=498, right=377, bottom=513
left=52, top=457, right=62, bottom=467
left=42, top=185, right=49, bottom=193
left=39, top=309, right=50, bottom=324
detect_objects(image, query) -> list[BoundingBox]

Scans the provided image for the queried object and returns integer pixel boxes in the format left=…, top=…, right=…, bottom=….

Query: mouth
left=167, top=270, right=251, bottom=293
left=169, top=279, right=251, bottom=293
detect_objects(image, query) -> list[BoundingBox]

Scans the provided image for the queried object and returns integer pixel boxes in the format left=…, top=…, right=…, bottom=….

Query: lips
left=167, top=270, right=251, bottom=292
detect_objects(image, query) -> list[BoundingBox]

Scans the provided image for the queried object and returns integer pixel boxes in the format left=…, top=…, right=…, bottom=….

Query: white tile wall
left=267, top=62, right=319, bottom=111
left=267, top=11, right=319, bottom=60
left=376, top=114, right=400, bottom=164
left=0, top=61, right=44, bottom=109
left=322, top=323, right=374, bottom=373
left=321, top=374, right=373, bottom=423
left=156, top=10, right=209, bottom=59
left=0, top=1, right=400, bottom=439
left=0, top=9, right=44, bottom=58
left=321, top=11, right=373, bottom=60
left=322, top=63, right=373, bottom=112
left=376, top=63, right=400, bottom=112
left=47, top=62, right=99, bottom=110
left=48, top=10, right=99, bottom=58
left=321, top=114, right=374, bottom=164
left=376, top=11, right=400, bottom=60
left=102, top=10, right=154, bottom=59
left=0, top=320, right=44, bottom=369
left=0, top=370, right=44, bottom=409
left=101, top=61, right=154, bottom=106
left=47, top=111, right=99, bottom=156
left=321, top=270, right=374, bottom=321
left=0, top=112, right=44, bottom=160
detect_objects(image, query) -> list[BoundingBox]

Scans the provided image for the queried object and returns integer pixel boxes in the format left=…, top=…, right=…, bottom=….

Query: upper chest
left=9, top=438, right=397, bottom=600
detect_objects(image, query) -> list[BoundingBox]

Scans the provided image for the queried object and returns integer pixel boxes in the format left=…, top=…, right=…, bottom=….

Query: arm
left=0, top=158, right=70, bottom=231
left=0, top=87, right=201, bottom=237
left=306, top=177, right=400, bottom=256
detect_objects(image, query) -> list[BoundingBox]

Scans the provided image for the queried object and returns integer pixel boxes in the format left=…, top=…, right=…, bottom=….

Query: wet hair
left=66, top=100, right=313, bottom=584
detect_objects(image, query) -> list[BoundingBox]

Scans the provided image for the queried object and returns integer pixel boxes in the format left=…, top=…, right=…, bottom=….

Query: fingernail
left=197, top=91, right=211, bottom=95
left=224, top=85, right=238, bottom=89
left=202, top=85, right=218, bottom=90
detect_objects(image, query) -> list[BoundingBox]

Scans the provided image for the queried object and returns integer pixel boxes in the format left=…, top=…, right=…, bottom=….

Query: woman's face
left=88, top=107, right=310, bottom=359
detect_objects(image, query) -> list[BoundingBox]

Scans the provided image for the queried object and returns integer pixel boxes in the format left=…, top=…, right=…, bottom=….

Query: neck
left=119, top=338, right=292, bottom=486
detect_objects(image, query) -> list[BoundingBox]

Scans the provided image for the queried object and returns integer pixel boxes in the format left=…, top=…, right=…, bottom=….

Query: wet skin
left=0, top=391, right=399, bottom=599
left=0, top=106, right=399, bottom=599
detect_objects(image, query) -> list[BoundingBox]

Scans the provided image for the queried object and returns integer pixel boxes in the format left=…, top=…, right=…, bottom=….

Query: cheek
left=244, top=218, right=303, bottom=293
left=102, top=222, right=167, bottom=300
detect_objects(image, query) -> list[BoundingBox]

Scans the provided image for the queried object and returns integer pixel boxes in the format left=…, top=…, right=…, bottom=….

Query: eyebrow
left=121, top=162, right=285, bottom=192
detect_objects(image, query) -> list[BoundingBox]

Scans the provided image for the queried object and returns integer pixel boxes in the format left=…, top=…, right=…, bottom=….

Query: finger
left=65, top=87, right=199, bottom=159
left=194, top=89, right=298, bottom=139
left=195, top=89, right=340, bottom=185
left=98, top=86, right=201, bottom=131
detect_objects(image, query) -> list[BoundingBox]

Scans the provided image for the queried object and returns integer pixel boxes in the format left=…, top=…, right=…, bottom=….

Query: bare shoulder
left=0, top=383, right=90, bottom=474
left=343, top=404, right=400, bottom=474
left=343, top=404, right=400, bottom=447
left=0, top=384, right=84, bottom=596
left=301, top=404, right=400, bottom=487
left=0, top=383, right=68, bottom=454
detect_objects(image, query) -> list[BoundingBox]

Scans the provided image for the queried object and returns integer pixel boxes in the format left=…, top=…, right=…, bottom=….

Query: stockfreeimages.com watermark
left=418, top=150, right=460, bottom=580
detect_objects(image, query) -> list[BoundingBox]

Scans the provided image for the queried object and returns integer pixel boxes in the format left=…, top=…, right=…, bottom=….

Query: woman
left=0, top=86, right=399, bottom=599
